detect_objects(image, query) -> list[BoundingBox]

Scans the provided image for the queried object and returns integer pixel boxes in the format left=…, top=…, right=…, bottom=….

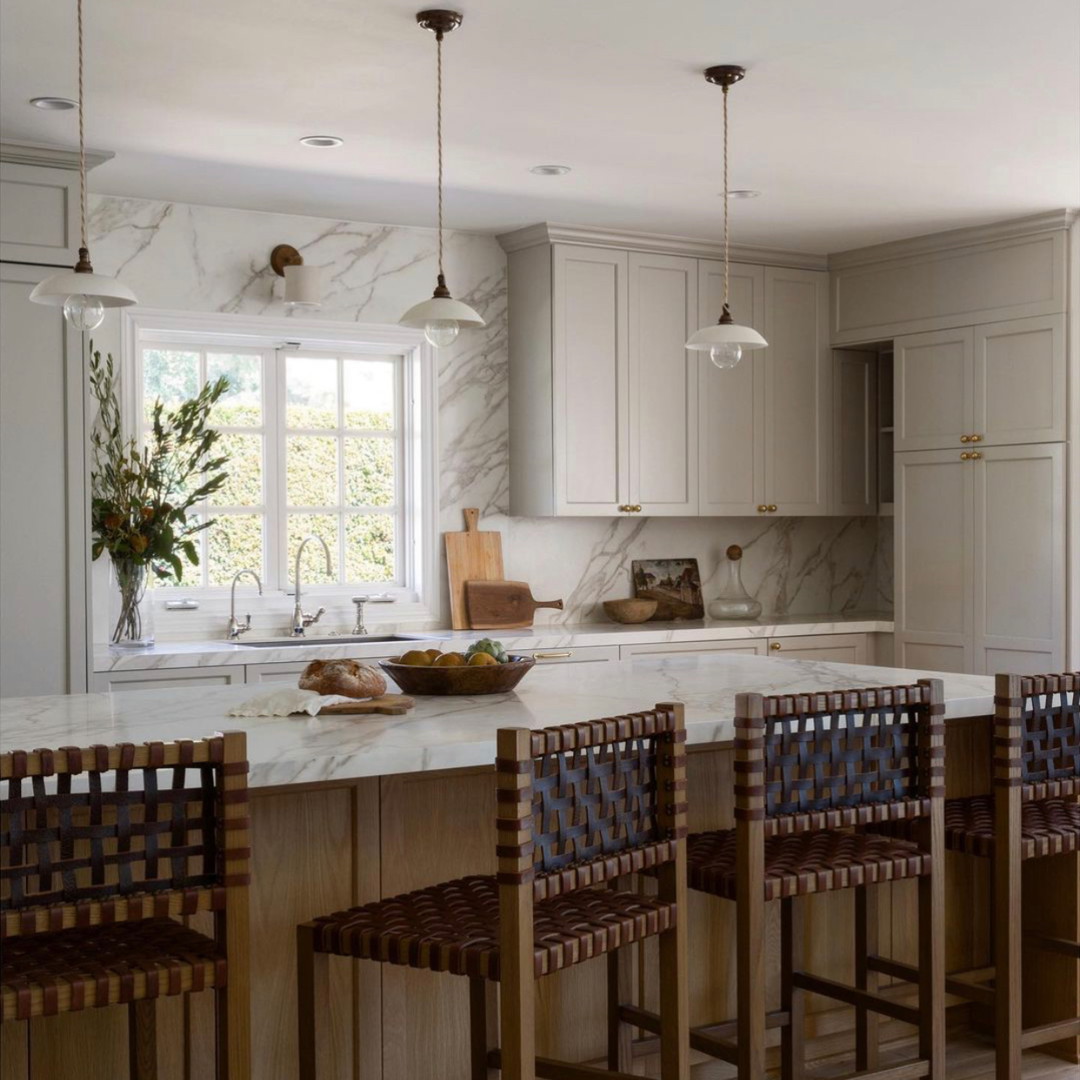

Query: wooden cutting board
left=444, top=508, right=505, bottom=629
left=308, top=694, right=415, bottom=716
left=465, top=580, right=564, bottom=630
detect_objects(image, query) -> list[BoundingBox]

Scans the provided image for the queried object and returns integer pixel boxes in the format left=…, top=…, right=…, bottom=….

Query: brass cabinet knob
left=960, top=452, right=971, bottom=460
left=970, top=451, right=982, bottom=460
left=770, top=641, right=782, bottom=651
left=960, top=435, right=971, bottom=443
left=767, top=504, right=778, bottom=512
left=757, top=504, right=768, bottom=513
left=634, top=504, right=642, bottom=512
left=970, top=434, right=982, bottom=442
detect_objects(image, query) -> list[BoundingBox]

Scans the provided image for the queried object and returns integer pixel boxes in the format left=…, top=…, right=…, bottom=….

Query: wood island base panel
left=1, top=653, right=1077, bottom=1078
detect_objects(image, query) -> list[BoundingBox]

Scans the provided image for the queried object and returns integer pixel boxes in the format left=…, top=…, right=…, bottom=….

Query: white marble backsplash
left=86, top=194, right=891, bottom=636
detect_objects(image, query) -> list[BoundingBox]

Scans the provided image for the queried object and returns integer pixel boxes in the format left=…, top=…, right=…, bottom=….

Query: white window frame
left=119, top=308, right=441, bottom=631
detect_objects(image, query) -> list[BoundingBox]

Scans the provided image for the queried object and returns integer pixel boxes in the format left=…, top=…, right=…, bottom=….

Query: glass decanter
left=708, top=544, right=762, bottom=620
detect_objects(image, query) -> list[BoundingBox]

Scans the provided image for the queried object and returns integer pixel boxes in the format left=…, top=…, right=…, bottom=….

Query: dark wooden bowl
left=378, top=655, right=536, bottom=696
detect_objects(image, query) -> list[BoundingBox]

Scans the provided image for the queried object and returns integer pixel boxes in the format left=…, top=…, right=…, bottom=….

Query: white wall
left=87, top=195, right=888, bottom=639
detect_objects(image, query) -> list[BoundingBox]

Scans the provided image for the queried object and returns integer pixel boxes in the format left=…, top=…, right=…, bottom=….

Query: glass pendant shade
left=399, top=290, right=485, bottom=350
left=30, top=266, right=138, bottom=324
left=686, top=316, right=767, bottom=371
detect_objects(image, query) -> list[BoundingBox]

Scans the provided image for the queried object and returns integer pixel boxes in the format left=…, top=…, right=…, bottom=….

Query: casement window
left=121, top=311, right=438, bottom=619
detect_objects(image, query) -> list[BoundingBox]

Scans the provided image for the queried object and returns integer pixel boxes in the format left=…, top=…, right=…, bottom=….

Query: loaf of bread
left=298, top=659, right=387, bottom=699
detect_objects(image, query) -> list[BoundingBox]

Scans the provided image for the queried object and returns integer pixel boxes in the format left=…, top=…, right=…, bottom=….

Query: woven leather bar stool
left=882, top=672, right=1080, bottom=1079
left=0, top=734, right=252, bottom=1079
left=618, top=680, right=946, bottom=1080
left=297, top=703, right=690, bottom=1080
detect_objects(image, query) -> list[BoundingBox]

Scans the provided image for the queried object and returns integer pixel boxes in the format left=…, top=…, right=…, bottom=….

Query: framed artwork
left=631, top=557, right=704, bottom=620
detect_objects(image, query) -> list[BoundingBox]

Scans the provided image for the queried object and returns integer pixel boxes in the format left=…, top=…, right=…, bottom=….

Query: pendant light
left=29, top=0, right=137, bottom=330
left=399, top=10, right=485, bottom=349
left=686, top=65, right=766, bottom=370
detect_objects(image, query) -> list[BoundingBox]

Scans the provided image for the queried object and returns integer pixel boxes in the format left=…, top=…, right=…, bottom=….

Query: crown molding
left=0, top=139, right=113, bottom=171
left=828, top=209, right=1077, bottom=270
left=497, top=222, right=828, bottom=271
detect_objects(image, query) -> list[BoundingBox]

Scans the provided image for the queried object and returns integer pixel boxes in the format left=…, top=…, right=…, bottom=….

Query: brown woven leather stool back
left=0, top=734, right=251, bottom=1079
left=1006, top=671, right=1080, bottom=800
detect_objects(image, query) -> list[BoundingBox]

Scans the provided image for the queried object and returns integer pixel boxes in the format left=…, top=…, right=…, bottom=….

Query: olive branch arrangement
left=89, top=347, right=231, bottom=643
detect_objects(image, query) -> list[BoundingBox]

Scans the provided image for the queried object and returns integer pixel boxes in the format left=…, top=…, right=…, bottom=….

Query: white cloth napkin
left=227, top=688, right=355, bottom=717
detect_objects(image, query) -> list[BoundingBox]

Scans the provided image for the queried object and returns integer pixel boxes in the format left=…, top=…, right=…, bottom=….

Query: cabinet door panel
left=974, top=315, right=1065, bottom=445
left=973, top=443, right=1064, bottom=673
left=894, top=328, right=973, bottom=451
left=763, top=268, right=830, bottom=514
left=894, top=450, right=973, bottom=672
left=620, top=640, right=767, bottom=659
left=91, top=665, right=246, bottom=692
left=767, top=633, right=868, bottom=665
left=553, top=245, right=628, bottom=513
left=628, top=253, right=698, bottom=514
left=698, top=261, right=765, bottom=514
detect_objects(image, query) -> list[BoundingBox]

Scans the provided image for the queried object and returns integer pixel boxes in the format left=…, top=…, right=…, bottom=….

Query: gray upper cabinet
left=762, top=267, right=831, bottom=515
left=627, top=252, right=699, bottom=515
left=507, top=234, right=833, bottom=518
left=894, top=327, right=974, bottom=451
left=0, top=160, right=80, bottom=266
left=697, top=261, right=765, bottom=515
left=973, top=314, right=1066, bottom=445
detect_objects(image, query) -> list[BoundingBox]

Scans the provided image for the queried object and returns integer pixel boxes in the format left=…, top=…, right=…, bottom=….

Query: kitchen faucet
left=292, top=535, right=332, bottom=636
left=226, top=569, right=262, bottom=640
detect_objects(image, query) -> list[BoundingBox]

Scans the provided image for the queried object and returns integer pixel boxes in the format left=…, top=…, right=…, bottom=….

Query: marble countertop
left=7, top=652, right=986, bottom=789
left=92, top=611, right=895, bottom=672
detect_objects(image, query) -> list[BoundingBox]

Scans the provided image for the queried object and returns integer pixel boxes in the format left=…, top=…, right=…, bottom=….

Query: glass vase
left=108, top=558, right=155, bottom=649
left=708, top=544, right=762, bottom=620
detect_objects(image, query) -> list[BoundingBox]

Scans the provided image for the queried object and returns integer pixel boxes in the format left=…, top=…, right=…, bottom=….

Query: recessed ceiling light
left=299, top=135, right=343, bottom=148
left=30, top=96, right=77, bottom=110
left=530, top=164, right=571, bottom=176
left=724, top=189, right=761, bottom=199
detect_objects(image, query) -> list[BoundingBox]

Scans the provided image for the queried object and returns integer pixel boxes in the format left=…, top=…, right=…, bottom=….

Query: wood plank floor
left=635, top=1030, right=1079, bottom=1078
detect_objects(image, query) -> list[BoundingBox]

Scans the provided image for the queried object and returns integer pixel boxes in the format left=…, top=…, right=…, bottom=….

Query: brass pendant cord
left=77, top=0, right=87, bottom=253
left=722, top=84, right=730, bottom=310
left=435, top=29, right=444, bottom=284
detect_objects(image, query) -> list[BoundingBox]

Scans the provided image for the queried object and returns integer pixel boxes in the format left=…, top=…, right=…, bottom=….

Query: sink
left=237, top=635, right=417, bottom=648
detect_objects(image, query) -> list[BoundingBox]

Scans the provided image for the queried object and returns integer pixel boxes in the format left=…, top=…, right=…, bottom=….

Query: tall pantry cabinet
left=0, top=143, right=98, bottom=695
left=830, top=212, right=1074, bottom=674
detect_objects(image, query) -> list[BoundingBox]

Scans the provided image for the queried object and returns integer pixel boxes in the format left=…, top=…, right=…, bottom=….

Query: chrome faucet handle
left=292, top=606, right=326, bottom=636
left=227, top=613, right=253, bottom=641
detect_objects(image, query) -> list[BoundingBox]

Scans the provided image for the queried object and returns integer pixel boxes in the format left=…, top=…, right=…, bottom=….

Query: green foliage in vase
left=89, top=347, right=231, bottom=584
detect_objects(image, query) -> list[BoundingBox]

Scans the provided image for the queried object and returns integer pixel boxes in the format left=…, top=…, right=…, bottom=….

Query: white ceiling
left=2, top=0, right=1078, bottom=253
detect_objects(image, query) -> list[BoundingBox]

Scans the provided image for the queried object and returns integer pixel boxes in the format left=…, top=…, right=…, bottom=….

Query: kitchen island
left=2, top=653, right=1075, bottom=1079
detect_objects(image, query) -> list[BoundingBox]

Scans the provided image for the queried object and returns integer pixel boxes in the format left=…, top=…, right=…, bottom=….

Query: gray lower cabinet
left=765, top=633, right=869, bottom=664
left=91, top=665, right=247, bottom=692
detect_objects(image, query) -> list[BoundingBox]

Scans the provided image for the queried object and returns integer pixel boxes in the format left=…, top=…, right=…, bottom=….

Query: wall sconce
left=271, top=244, right=323, bottom=310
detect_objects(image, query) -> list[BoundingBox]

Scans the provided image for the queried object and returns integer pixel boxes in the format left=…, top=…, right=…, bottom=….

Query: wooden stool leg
left=469, top=977, right=498, bottom=1080
left=296, top=924, right=330, bottom=1080
left=658, top=861, right=689, bottom=1079
left=854, top=884, right=879, bottom=1072
left=780, top=897, right=804, bottom=1080
left=995, top=790, right=1023, bottom=1079
left=128, top=999, right=157, bottom=1080
left=606, top=945, right=632, bottom=1072
left=919, top=843, right=946, bottom=1079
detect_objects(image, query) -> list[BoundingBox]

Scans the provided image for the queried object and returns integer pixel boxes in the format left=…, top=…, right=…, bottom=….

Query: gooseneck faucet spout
left=292, top=535, right=332, bottom=636
left=226, top=569, right=262, bottom=641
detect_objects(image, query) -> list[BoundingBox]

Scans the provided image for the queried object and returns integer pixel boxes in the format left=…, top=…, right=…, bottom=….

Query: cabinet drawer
left=515, top=646, right=619, bottom=665
left=92, top=665, right=246, bottom=692
left=620, top=640, right=767, bottom=659
left=766, top=633, right=868, bottom=665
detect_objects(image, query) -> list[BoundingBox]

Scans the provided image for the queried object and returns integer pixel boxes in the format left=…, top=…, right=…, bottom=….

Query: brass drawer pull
left=970, top=434, right=982, bottom=442
left=533, top=651, right=572, bottom=660
left=960, top=452, right=971, bottom=460
left=618, top=504, right=643, bottom=513
left=969, top=451, right=982, bottom=460
left=960, top=435, right=971, bottom=443
left=770, top=641, right=782, bottom=651
left=757, top=504, right=768, bottom=513
left=767, top=504, right=778, bottom=512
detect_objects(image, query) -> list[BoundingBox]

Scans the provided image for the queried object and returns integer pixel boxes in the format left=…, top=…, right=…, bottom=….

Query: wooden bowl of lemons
left=379, top=641, right=535, bottom=696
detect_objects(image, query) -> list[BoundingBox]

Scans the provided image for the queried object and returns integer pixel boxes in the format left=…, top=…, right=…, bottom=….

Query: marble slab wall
left=86, top=194, right=891, bottom=634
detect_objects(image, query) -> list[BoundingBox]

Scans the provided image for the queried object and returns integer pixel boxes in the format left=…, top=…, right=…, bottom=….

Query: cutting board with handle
left=308, top=694, right=415, bottom=717
left=444, top=508, right=505, bottom=629
left=465, top=580, right=564, bottom=630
